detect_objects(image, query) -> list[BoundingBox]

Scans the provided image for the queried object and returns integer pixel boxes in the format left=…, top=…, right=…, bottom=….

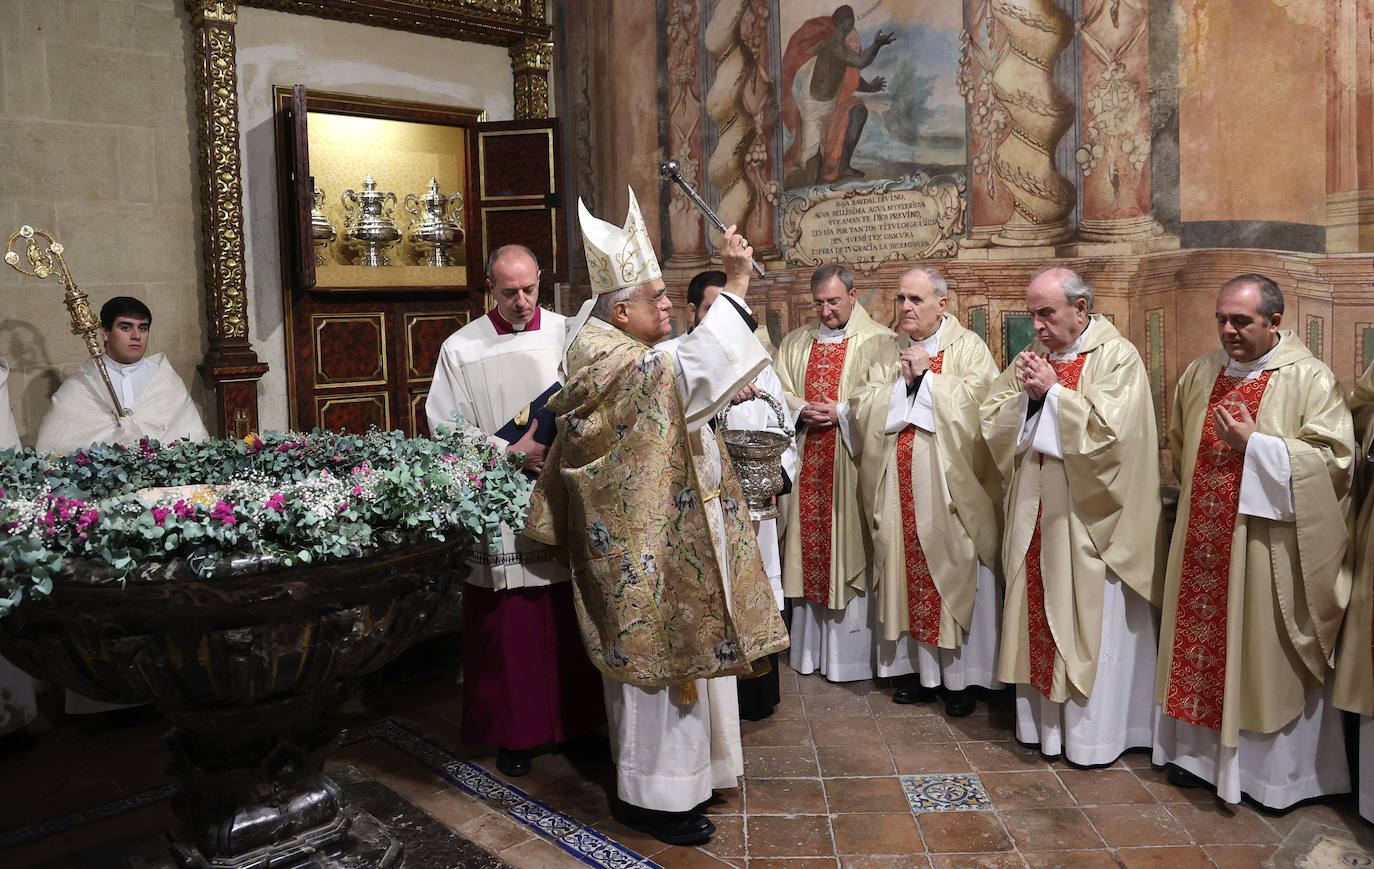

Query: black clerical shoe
left=496, top=748, right=532, bottom=777
left=892, top=675, right=936, bottom=705
left=615, top=802, right=715, bottom=846
left=944, top=689, right=976, bottom=718
left=1165, top=764, right=1210, bottom=790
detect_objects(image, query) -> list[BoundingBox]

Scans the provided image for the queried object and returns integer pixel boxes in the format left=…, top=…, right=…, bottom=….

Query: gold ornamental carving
left=989, top=0, right=1075, bottom=246
left=240, top=0, right=549, bottom=47
left=510, top=38, right=552, bottom=119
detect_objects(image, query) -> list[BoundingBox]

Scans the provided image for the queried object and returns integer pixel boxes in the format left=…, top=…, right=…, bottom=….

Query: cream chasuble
left=1335, top=360, right=1374, bottom=719
left=427, top=309, right=567, bottom=590
left=1159, top=336, right=1353, bottom=745
left=981, top=315, right=1162, bottom=703
left=775, top=303, right=897, bottom=608
left=35, top=353, right=208, bottom=453
left=854, top=314, right=1001, bottom=648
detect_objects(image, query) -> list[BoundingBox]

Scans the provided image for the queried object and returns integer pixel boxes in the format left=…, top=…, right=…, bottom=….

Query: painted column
left=665, top=0, right=709, bottom=266
left=1326, top=0, right=1374, bottom=252
left=958, top=0, right=1015, bottom=248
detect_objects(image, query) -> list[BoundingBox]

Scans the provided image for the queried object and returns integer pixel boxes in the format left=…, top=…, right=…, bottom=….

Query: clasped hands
left=799, top=398, right=840, bottom=430
left=900, top=346, right=932, bottom=386
left=1014, top=351, right=1059, bottom=400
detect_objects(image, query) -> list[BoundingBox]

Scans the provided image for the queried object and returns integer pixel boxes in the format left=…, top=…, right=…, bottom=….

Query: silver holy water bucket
left=716, top=390, right=792, bottom=522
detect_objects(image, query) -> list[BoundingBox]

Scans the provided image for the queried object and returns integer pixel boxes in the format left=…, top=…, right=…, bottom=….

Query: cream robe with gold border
left=1154, top=336, right=1353, bottom=808
left=775, top=303, right=898, bottom=607
left=855, top=315, right=1001, bottom=648
left=982, top=315, right=1162, bottom=701
left=35, top=353, right=208, bottom=453
left=1337, top=360, right=1374, bottom=820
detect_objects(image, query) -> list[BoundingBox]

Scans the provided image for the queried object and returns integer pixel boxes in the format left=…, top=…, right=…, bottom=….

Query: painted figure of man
left=1160, top=274, right=1352, bottom=808
left=854, top=267, right=1003, bottom=717
left=981, top=268, right=1161, bottom=765
left=426, top=244, right=604, bottom=778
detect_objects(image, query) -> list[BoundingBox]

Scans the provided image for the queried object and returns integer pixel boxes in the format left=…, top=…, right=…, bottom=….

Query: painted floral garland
left=0, top=424, right=532, bottom=618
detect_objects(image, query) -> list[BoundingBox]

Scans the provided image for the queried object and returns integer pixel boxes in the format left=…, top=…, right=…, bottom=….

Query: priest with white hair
left=525, top=190, right=788, bottom=846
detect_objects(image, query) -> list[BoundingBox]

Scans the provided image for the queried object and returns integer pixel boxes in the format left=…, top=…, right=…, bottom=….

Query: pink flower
left=173, top=500, right=196, bottom=519
left=210, top=500, right=237, bottom=526
left=264, top=493, right=285, bottom=514
left=352, top=485, right=362, bottom=497
left=152, top=507, right=171, bottom=526
left=74, top=452, right=91, bottom=466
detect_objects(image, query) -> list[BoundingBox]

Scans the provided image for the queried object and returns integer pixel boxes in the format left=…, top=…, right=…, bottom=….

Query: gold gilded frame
left=184, top=0, right=552, bottom=435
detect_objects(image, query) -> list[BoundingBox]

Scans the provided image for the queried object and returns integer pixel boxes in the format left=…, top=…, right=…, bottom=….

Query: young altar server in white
left=35, top=296, right=207, bottom=453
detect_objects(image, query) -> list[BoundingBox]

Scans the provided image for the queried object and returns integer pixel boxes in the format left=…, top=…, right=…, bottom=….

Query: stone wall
left=0, top=0, right=206, bottom=446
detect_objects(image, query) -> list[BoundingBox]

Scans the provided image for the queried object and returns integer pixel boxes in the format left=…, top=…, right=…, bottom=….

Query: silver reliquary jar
left=342, top=175, right=401, bottom=267
left=404, top=178, right=465, bottom=267
left=310, top=186, right=337, bottom=265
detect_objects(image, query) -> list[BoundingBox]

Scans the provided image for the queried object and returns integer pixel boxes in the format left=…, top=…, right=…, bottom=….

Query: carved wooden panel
left=468, top=119, right=567, bottom=283
left=312, top=314, right=387, bottom=386
left=316, top=393, right=390, bottom=433
left=405, top=312, right=466, bottom=381
left=410, top=392, right=431, bottom=439
left=477, top=129, right=554, bottom=198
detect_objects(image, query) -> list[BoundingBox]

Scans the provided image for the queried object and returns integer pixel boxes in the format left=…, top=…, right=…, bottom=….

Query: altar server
left=426, top=244, right=603, bottom=778
left=526, top=192, right=787, bottom=846
left=1160, top=274, right=1352, bottom=808
left=776, top=265, right=901, bottom=682
left=853, top=267, right=1003, bottom=717
left=981, top=267, right=1162, bottom=765
left=35, top=297, right=208, bottom=453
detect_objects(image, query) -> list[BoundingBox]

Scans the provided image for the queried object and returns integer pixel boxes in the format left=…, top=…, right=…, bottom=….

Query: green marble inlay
left=1364, top=328, right=1374, bottom=372
left=970, top=307, right=988, bottom=343
left=1004, top=313, right=1035, bottom=364
left=1307, top=317, right=1322, bottom=359
left=1148, top=310, right=1165, bottom=439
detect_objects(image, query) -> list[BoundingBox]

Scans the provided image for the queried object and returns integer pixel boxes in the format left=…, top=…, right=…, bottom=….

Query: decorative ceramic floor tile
left=900, top=773, right=994, bottom=813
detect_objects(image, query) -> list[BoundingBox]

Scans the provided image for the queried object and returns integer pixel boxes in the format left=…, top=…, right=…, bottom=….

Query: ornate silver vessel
left=404, top=177, right=464, bottom=267
left=716, top=391, right=792, bottom=522
left=342, top=174, right=400, bottom=267
left=309, top=185, right=336, bottom=265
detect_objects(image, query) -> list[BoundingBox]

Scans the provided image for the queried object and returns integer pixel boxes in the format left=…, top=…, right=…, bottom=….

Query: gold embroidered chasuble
left=524, top=322, right=789, bottom=688
left=775, top=303, right=897, bottom=608
left=854, top=315, right=1002, bottom=646
left=1335, top=360, right=1374, bottom=716
left=1159, top=337, right=1353, bottom=745
left=981, top=315, right=1162, bottom=702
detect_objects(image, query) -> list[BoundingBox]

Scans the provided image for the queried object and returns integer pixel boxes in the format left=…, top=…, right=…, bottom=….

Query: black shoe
left=892, top=676, right=936, bottom=705
left=1166, top=764, right=1209, bottom=789
left=496, top=748, right=532, bottom=777
left=944, top=689, right=976, bottom=718
left=615, top=802, right=715, bottom=846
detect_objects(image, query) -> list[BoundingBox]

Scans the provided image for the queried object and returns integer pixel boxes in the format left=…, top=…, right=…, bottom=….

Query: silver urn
left=309, top=185, right=336, bottom=265
left=342, top=174, right=401, bottom=267
left=716, top=390, right=793, bottom=522
left=404, top=178, right=464, bottom=267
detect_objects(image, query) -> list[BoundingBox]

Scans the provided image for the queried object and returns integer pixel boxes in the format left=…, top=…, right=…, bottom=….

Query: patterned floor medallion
left=899, top=773, right=993, bottom=813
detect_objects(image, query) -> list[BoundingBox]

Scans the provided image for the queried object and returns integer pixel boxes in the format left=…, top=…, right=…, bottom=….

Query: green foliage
left=0, top=425, right=532, bottom=619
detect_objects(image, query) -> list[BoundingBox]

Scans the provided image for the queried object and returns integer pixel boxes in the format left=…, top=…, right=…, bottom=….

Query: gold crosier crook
left=5, top=225, right=130, bottom=419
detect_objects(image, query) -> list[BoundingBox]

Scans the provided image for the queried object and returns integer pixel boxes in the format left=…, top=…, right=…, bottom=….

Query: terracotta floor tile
left=799, top=676, right=873, bottom=697
left=745, top=745, right=821, bottom=778
left=817, top=744, right=896, bottom=778
left=746, top=814, right=835, bottom=858
left=740, top=717, right=815, bottom=747
left=831, top=812, right=923, bottom=855
left=411, top=785, right=493, bottom=829
left=842, top=855, right=931, bottom=869
left=811, top=717, right=886, bottom=746
left=876, top=714, right=958, bottom=745
left=1117, top=748, right=1157, bottom=769
left=959, top=740, right=1049, bottom=772
left=1203, top=843, right=1279, bottom=868
left=1260, top=797, right=1367, bottom=836
left=917, top=811, right=1013, bottom=853
left=945, top=708, right=1017, bottom=742
left=823, top=776, right=909, bottom=813
left=591, top=817, right=674, bottom=858
left=748, top=778, right=829, bottom=814
left=705, top=786, right=743, bottom=815
left=1083, top=805, right=1195, bottom=848
left=804, top=693, right=878, bottom=719
left=700, top=814, right=744, bottom=858
left=1165, top=801, right=1279, bottom=845
left=1111, top=845, right=1215, bottom=868
left=1021, top=850, right=1120, bottom=868
left=750, top=859, right=840, bottom=869
left=1130, top=764, right=1221, bottom=805
left=649, top=846, right=743, bottom=868
left=778, top=666, right=802, bottom=696
left=1057, top=768, right=1155, bottom=806
left=499, top=837, right=600, bottom=868
left=521, top=776, right=614, bottom=826
left=927, top=853, right=1028, bottom=868
left=868, top=692, right=940, bottom=716
left=977, top=771, right=1073, bottom=809
left=888, top=742, right=973, bottom=775
left=456, top=810, right=537, bottom=853
left=998, top=807, right=1104, bottom=851
left=771, top=694, right=808, bottom=720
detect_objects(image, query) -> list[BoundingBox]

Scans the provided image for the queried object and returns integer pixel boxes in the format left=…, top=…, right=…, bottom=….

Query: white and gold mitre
left=577, top=187, right=661, bottom=296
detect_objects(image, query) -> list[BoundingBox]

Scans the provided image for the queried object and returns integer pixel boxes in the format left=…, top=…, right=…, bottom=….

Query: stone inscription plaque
left=780, top=175, right=967, bottom=274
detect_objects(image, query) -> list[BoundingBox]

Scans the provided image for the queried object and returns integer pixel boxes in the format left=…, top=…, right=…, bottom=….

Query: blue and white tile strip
left=359, top=719, right=662, bottom=869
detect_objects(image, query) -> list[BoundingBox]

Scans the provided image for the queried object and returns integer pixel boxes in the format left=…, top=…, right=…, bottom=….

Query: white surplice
left=1010, top=323, right=1158, bottom=764
left=426, top=310, right=568, bottom=590
left=1151, top=338, right=1351, bottom=807
left=35, top=353, right=208, bottom=453
left=601, top=292, right=769, bottom=812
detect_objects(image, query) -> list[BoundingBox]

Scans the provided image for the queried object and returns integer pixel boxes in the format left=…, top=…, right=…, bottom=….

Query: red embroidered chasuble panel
left=897, top=352, right=944, bottom=643
left=1164, top=367, right=1273, bottom=730
left=1025, top=354, right=1086, bottom=698
left=799, top=339, right=849, bottom=606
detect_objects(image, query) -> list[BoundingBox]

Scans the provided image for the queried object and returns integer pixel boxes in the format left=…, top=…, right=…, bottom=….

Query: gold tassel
left=677, top=680, right=698, bottom=705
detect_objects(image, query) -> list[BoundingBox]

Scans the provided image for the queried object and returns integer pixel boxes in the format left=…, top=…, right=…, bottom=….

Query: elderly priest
left=36, top=296, right=207, bottom=453
left=525, top=190, right=788, bottom=846
left=426, top=244, right=604, bottom=779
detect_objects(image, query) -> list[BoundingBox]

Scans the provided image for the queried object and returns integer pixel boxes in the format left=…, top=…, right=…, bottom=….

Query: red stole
left=1164, top=367, right=1273, bottom=730
left=1025, top=354, right=1087, bottom=698
left=897, top=353, right=945, bottom=643
left=799, top=339, right=849, bottom=606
